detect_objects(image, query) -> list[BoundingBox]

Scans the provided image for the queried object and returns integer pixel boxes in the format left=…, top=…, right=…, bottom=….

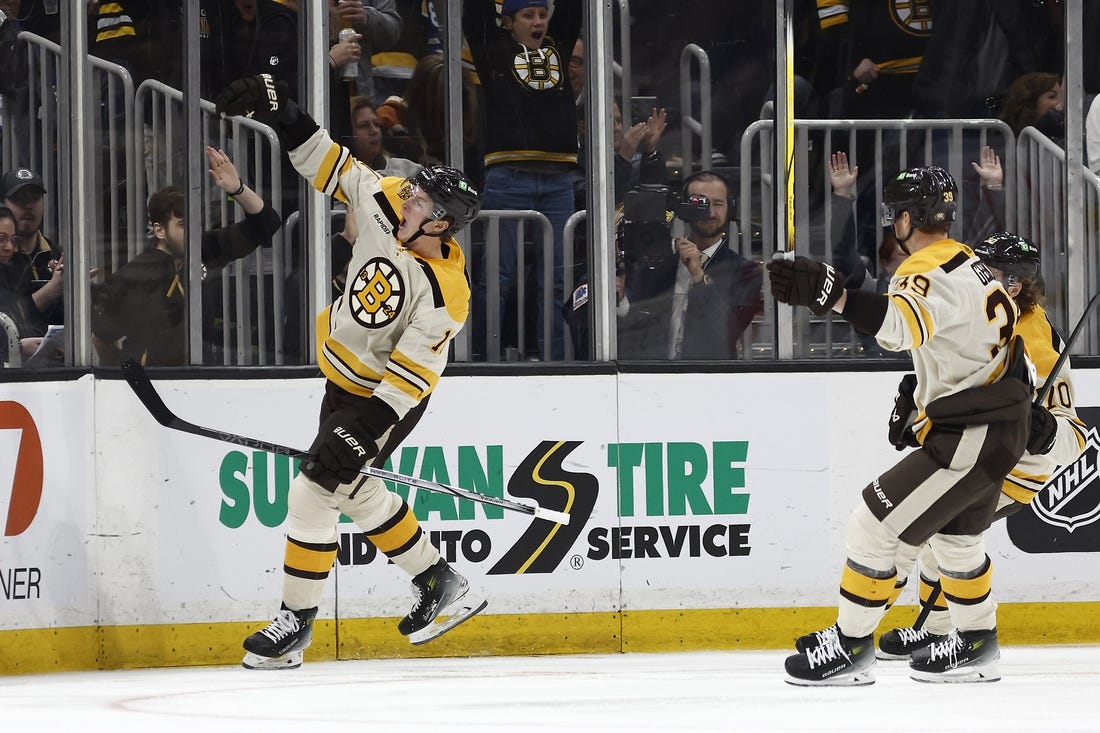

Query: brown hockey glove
left=215, top=74, right=299, bottom=125
left=301, top=398, right=397, bottom=491
left=767, top=253, right=842, bottom=316
left=1027, top=403, right=1057, bottom=455
left=888, top=373, right=920, bottom=450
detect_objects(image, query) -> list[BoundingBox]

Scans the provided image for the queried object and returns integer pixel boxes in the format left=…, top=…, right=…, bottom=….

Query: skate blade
left=910, top=663, right=1000, bottom=683
left=407, top=597, right=488, bottom=645
left=784, top=670, right=875, bottom=687
left=875, top=650, right=912, bottom=661
left=242, top=649, right=304, bottom=670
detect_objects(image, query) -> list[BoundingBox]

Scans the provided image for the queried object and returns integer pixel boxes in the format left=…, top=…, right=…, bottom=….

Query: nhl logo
left=1031, top=426, right=1100, bottom=532
left=348, top=257, right=404, bottom=328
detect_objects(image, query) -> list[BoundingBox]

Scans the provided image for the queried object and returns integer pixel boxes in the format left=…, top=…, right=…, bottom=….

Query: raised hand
left=205, top=146, right=243, bottom=194
left=970, top=145, right=1003, bottom=190
left=829, top=151, right=858, bottom=198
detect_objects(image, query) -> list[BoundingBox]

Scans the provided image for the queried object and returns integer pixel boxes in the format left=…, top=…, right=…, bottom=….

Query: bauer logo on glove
left=766, top=252, right=843, bottom=316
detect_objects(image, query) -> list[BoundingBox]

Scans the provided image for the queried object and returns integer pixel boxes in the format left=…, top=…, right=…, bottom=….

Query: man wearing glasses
left=1, top=168, right=63, bottom=338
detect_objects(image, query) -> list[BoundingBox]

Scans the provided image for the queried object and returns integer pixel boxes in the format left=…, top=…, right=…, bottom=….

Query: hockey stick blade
left=120, top=360, right=571, bottom=524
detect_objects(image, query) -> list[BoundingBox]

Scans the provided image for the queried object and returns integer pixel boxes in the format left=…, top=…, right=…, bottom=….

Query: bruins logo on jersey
left=349, top=257, right=405, bottom=328
left=890, top=0, right=933, bottom=36
left=512, top=45, right=563, bottom=92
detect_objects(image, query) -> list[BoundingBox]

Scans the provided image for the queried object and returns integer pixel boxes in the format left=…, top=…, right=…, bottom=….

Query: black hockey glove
left=888, top=373, right=920, bottom=451
left=214, top=74, right=299, bottom=126
left=766, top=253, right=843, bottom=316
left=1027, top=403, right=1058, bottom=455
left=301, top=408, right=384, bottom=491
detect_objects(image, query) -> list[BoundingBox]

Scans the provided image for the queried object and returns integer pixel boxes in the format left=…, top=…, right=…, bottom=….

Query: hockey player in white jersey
left=215, top=74, right=485, bottom=670
left=872, top=231, right=1087, bottom=665
left=769, top=166, right=1033, bottom=685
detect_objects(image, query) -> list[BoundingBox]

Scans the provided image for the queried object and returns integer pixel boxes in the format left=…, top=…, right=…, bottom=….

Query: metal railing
left=1014, top=126, right=1100, bottom=353
left=679, top=43, right=712, bottom=177
left=471, top=209, right=556, bottom=362
left=135, top=79, right=286, bottom=365
left=741, top=117, right=1016, bottom=360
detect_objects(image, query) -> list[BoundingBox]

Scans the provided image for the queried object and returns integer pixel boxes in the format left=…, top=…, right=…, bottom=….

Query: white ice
left=3, top=646, right=1097, bottom=732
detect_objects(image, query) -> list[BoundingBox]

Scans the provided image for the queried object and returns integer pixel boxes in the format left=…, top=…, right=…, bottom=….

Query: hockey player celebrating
left=768, top=166, right=1034, bottom=685
left=215, top=74, right=484, bottom=670
left=873, top=231, right=1087, bottom=663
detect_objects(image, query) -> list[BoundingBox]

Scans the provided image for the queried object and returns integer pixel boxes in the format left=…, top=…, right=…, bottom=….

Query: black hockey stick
left=120, top=360, right=570, bottom=525
left=915, top=292, right=1100, bottom=629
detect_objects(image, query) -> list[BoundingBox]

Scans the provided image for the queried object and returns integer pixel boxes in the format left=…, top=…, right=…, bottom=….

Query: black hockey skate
left=241, top=604, right=317, bottom=670
left=398, top=559, right=487, bottom=645
left=909, top=628, right=1000, bottom=683
left=794, top=623, right=838, bottom=653
left=785, top=631, right=876, bottom=686
left=877, top=625, right=947, bottom=660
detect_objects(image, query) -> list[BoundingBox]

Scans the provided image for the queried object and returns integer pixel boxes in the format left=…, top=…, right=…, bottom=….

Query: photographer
left=616, top=171, right=763, bottom=360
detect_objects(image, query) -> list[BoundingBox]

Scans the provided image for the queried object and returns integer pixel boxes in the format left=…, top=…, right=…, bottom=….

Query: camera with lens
left=675, top=193, right=711, bottom=223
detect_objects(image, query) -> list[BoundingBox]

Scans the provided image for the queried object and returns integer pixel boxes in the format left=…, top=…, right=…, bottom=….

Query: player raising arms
left=215, top=74, right=483, bottom=670
left=769, top=166, right=1034, bottom=685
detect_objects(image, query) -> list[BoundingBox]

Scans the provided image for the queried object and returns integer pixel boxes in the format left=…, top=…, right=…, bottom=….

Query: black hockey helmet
left=973, top=231, right=1040, bottom=279
left=881, top=165, right=957, bottom=230
left=410, top=165, right=481, bottom=236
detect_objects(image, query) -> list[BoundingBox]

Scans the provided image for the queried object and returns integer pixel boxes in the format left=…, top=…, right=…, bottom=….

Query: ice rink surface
left=4, top=646, right=1098, bottom=732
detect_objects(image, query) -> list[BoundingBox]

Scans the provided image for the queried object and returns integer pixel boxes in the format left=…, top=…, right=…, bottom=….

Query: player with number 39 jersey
left=769, top=165, right=1034, bottom=686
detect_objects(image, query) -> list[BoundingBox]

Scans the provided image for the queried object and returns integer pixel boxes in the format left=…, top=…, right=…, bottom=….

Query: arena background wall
left=3, top=370, right=1100, bottom=675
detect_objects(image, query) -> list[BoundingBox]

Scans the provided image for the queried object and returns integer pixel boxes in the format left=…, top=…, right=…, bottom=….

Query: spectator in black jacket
left=91, top=147, right=282, bottom=366
left=617, top=170, right=763, bottom=360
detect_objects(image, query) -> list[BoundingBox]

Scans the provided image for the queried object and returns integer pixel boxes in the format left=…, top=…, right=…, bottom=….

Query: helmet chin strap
left=401, top=218, right=441, bottom=246
left=895, top=216, right=917, bottom=254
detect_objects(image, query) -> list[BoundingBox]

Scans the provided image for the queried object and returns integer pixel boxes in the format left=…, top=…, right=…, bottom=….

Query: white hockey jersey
left=875, top=238, right=1019, bottom=439
left=288, top=128, right=470, bottom=419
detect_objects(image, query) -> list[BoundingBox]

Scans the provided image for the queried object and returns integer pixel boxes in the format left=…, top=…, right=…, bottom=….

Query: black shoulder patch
left=374, top=191, right=401, bottom=231
left=416, top=259, right=445, bottom=309
left=940, top=251, right=971, bottom=274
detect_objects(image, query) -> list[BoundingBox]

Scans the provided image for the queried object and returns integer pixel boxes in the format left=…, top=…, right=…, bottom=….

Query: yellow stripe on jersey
left=385, top=348, right=438, bottom=400
left=484, top=150, right=580, bottom=166
left=97, top=28, right=136, bottom=41
left=313, top=144, right=354, bottom=203
left=877, top=57, right=922, bottom=74
left=890, top=292, right=931, bottom=348
left=816, top=0, right=849, bottom=27
left=316, top=306, right=384, bottom=398
left=365, top=502, right=422, bottom=554
left=839, top=563, right=896, bottom=607
left=940, top=559, right=993, bottom=605
left=1002, top=478, right=1041, bottom=505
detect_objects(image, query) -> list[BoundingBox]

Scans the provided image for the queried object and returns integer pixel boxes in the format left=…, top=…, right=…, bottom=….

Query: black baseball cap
left=2, top=168, right=46, bottom=200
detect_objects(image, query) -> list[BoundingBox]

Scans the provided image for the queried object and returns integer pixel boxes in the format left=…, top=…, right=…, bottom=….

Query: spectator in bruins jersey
left=215, top=72, right=485, bottom=669
left=772, top=166, right=1033, bottom=686
left=90, top=147, right=281, bottom=366
left=464, top=0, right=583, bottom=361
left=874, top=231, right=1087, bottom=663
